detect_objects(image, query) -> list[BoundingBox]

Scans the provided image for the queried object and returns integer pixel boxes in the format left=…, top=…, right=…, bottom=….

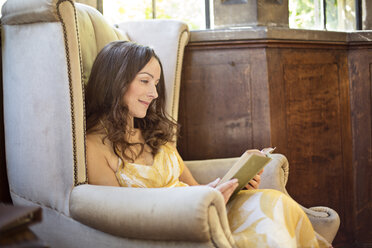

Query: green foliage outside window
left=325, top=0, right=338, bottom=30
left=289, top=0, right=322, bottom=29
left=289, top=0, right=356, bottom=31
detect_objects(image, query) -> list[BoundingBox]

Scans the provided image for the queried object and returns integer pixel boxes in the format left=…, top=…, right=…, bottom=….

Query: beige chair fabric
left=1, top=0, right=339, bottom=247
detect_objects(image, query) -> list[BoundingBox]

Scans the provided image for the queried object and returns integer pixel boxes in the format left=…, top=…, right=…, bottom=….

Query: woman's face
left=123, top=57, right=161, bottom=119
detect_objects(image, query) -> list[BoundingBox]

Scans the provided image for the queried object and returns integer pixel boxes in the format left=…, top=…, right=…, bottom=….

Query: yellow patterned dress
left=116, top=143, right=329, bottom=248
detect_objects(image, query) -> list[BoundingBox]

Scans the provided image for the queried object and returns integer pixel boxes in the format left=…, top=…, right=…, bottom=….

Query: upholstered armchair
left=2, top=0, right=339, bottom=247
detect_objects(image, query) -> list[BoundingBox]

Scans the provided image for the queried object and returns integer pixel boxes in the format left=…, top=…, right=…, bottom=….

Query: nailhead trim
left=56, top=0, right=88, bottom=186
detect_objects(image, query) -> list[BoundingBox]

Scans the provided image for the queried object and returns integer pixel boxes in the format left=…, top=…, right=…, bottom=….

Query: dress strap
left=99, top=119, right=109, bottom=135
left=116, top=157, right=123, bottom=173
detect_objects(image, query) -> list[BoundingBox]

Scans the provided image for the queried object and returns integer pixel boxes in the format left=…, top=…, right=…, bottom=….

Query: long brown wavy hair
left=85, top=41, right=178, bottom=162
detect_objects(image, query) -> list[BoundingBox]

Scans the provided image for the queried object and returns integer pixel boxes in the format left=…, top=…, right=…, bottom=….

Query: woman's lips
left=139, top=100, right=150, bottom=106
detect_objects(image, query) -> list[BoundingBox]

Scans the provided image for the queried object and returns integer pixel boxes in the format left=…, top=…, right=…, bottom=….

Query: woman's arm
left=86, top=134, right=120, bottom=187
left=179, top=165, right=199, bottom=186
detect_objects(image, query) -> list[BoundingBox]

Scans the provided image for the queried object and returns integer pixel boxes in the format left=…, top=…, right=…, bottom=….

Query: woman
left=85, top=41, right=329, bottom=248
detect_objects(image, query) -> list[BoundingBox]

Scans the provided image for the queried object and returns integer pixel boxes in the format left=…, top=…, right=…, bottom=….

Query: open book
left=216, top=148, right=275, bottom=201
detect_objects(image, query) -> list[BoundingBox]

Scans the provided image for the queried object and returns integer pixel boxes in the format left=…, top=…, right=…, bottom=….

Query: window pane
left=103, top=0, right=153, bottom=24
left=289, top=0, right=356, bottom=31
left=103, top=0, right=206, bottom=30
left=326, top=0, right=356, bottom=31
left=156, top=0, right=206, bottom=30
left=289, top=0, right=323, bottom=30
left=343, top=0, right=356, bottom=30
left=325, top=0, right=338, bottom=29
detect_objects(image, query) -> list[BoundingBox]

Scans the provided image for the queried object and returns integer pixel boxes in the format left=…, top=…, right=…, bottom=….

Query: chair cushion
left=76, top=3, right=129, bottom=85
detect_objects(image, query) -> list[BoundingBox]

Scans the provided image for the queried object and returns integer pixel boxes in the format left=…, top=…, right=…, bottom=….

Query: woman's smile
left=139, top=99, right=151, bottom=107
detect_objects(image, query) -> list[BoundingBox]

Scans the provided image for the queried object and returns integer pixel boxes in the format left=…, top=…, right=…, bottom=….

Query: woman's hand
left=244, top=169, right=263, bottom=190
left=246, top=149, right=265, bottom=157
left=208, top=178, right=239, bottom=204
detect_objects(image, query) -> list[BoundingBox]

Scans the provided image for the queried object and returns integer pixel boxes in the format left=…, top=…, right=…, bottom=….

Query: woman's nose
left=148, top=83, right=158, bottom=99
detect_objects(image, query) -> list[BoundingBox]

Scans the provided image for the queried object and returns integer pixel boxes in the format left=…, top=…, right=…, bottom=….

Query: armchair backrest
left=2, top=0, right=189, bottom=215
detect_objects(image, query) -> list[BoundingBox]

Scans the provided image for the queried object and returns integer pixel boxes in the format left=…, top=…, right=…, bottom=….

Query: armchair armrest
left=185, top=154, right=289, bottom=192
left=302, top=206, right=340, bottom=244
left=260, top=153, right=289, bottom=193
left=69, top=184, right=235, bottom=246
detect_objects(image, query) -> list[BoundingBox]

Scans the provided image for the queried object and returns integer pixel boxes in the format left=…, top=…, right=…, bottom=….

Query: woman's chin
left=134, top=112, right=147, bottom=119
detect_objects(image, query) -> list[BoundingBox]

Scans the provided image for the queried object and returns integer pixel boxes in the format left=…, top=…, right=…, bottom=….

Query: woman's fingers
left=246, top=149, right=265, bottom=157
left=245, top=174, right=261, bottom=190
left=207, top=178, right=221, bottom=188
left=216, top=179, right=238, bottom=192
left=223, top=184, right=237, bottom=200
left=249, top=180, right=259, bottom=189
left=253, top=174, right=261, bottom=184
left=215, top=179, right=239, bottom=204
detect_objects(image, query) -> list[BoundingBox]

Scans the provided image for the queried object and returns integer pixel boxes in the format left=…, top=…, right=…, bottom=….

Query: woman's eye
left=140, top=80, right=149, bottom=84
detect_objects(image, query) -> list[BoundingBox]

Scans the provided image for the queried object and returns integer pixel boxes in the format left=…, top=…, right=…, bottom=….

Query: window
left=102, top=0, right=359, bottom=31
left=103, top=0, right=211, bottom=30
left=289, top=0, right=358, bottom=31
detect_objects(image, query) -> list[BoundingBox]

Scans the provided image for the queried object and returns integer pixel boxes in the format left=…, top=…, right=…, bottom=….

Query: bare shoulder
left=86, top=132, right=119, bottom=186
left=86, top=132, right=106, bottom=147
left=86, top=132, right=115, bottom=153
left=86, top=132, right=115, bottom=164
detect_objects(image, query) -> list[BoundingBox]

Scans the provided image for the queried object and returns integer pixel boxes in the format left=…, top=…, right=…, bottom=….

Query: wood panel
left=266, top=48, right=353, bottom=245
left=283, top=63, right=344, bottom=205
left=348, top=48, right=372, bottom=245
left=178, top=47, right=271, bottom=159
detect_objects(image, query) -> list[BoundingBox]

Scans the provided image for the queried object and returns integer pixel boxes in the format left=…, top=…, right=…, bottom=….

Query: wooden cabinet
left=178, top=45, right=271, bottom=159
left=178, top=39, right=372, bottom=247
